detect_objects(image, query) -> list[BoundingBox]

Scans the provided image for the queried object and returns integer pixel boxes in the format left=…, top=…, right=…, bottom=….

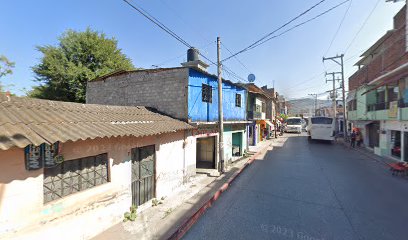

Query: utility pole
left=217, top=37, right=224, bottom=174
left=325, top=72, right=339, bottom=119
left=308, top=93, right=318, bottom=116
left=323, top=54, right=347, bottom=137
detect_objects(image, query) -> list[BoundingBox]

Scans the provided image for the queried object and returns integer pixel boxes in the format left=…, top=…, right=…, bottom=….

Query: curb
left=167, top=142, right=272, bottom=240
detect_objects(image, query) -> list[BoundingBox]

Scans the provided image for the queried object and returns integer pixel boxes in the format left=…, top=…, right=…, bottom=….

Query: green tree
left=31, top=28, right=135, bottom=102
left=0, top=55, right=15, bottom=91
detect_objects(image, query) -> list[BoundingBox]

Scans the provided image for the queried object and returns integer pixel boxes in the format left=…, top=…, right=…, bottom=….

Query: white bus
left=307, top=116, right=336, bottom=142
left=285, top=117, right=302, bottom=134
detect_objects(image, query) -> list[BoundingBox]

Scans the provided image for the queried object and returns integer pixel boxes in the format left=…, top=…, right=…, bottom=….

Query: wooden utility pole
left=323, top=55, right=346, bottom=137
left=308, top=93, right=318, bottom=116
left=217, top=37, right=224, bottom=173
left=325, top=72, right=337, bottom=118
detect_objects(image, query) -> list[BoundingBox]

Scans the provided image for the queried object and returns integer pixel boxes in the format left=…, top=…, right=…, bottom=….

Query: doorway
left=367, top=122, right=380, bottom=148
left=196, top=137, right=216, bottom=169
left=131, top=145, right=155, bottom=206
left=232, top=132, right=243, bottom=157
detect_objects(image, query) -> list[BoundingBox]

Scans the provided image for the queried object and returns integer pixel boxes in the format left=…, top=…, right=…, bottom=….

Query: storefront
left=224, top=124, right=247, bottom=163
left=381, top=120, right=408, bottom=162
left=192, top=125, right=219, bottom=169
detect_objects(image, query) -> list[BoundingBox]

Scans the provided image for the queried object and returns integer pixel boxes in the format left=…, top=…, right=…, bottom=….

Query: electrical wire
left=344, top=0, right=382, bottom=54
left=221, top=42, right=252, bottom=74
left=122, top=0, right=248, bottom=83
left=324, top=0, right=353, bottom=56
left=246, top=0, right=352, bottom=52
left=122, top=0, right=192, bottom=48
left=221, top=0, right=328, bottom=62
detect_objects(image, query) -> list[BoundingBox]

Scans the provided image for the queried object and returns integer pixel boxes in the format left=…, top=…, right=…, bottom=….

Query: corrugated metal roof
left=0, top=94, right=194, bottom=150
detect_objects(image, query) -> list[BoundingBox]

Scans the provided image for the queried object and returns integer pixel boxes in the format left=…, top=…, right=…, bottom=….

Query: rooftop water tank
left=187, top=48, right=199, bottom=62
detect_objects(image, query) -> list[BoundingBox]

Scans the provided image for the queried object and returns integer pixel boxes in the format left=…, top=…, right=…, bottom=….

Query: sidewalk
left=92, top=137, right=282, bottom=240
left=336, top=137, right=397, bottom=167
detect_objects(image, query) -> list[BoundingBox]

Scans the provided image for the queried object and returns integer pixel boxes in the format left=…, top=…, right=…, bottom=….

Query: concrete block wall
left=87, top=68, right=189, bottom=121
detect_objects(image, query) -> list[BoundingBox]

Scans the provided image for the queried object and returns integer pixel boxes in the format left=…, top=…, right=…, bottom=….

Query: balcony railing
left=248, top=111, right=263, bottom=119
left=398, top=99, right=408, bottom=108
left=367, top=102, right=389, bottom=112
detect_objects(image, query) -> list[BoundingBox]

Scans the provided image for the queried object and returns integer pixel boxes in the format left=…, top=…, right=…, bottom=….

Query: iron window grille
left=43, top=153, right=109, bottom=203
left=202, top=84, right=212, bottom=103
left=235, top=93, right=242, bottom=107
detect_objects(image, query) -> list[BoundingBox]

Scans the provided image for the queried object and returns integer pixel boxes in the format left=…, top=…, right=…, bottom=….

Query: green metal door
left=131, top=145, right=155, bottom=206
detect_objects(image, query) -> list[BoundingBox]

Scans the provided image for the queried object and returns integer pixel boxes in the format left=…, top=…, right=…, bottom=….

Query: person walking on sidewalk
left=356, top=131, right=362, bottom=147
left=350, top=130, right=356, bottom=148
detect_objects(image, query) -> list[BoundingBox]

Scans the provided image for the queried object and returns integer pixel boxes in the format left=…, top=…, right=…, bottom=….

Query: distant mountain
left=287, top=98, right=332, bottom=116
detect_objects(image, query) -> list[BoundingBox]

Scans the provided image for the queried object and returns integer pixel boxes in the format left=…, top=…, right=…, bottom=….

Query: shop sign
left=43, top=142, right=60, bottom=168
left=388, top=101, right=398, bottom=118
left=25, top=142, right=61, bottom=170
left=25, top=145, right=43, bottom=170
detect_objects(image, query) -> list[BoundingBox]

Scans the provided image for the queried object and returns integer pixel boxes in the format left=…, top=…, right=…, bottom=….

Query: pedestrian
left=350, top=130, right=356, bottom=148
left=356, top=131, right=362, bottom=147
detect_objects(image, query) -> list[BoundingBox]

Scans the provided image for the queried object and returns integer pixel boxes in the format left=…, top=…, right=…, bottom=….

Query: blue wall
left=188, top=69, right=247, bottom=122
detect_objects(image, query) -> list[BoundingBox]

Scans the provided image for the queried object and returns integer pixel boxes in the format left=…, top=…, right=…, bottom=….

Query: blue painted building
left=87, top=50, right=249, bottom=171
left=186, top=68, right=248, bottom=169
left=188, top=68, right=247, bottom=122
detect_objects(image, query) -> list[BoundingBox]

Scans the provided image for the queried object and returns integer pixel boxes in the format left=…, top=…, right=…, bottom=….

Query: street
left=183, top=134, right=408, bottom=240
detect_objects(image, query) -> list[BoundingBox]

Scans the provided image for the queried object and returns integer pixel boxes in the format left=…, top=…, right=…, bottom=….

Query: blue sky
left=0, top=0, right=405, bottom=99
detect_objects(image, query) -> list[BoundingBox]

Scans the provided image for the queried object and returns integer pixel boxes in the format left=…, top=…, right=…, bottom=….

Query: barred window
left=235, top=94, right=242, bottom=107
left=43, top=153, right=109, bottom=203
left=262, top=102, right=266, bottom=112
left=202, top=84, right=212, bottom=103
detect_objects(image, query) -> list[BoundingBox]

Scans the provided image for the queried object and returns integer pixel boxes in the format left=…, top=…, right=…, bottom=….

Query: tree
left=31, top=28, right=135, bottom=102
left=0, top=55, right=15, bottom=78
left=0, top=55, right=15, bottom=91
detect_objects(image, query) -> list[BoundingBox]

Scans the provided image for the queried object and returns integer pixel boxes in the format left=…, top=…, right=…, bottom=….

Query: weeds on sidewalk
left=152, top=198, right=163, bottom=207
left=162, top=208, right=173, bottom=219
left=123, top=205, right=138, bottom=222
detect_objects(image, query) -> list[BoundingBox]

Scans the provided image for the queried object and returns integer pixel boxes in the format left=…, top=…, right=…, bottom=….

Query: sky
left=0, top=0, right=405, bottom=99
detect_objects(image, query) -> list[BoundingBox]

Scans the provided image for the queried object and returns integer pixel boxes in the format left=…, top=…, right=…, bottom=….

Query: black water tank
left=187, top=48, right=199, bottom=62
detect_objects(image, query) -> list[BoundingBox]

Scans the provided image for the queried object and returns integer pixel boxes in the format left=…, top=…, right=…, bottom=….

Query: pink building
left=0, top=94, right=195, bottom=240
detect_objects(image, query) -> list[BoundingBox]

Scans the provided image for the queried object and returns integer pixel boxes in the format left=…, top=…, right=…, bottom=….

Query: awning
left=362, top=62, right=408, bottom=95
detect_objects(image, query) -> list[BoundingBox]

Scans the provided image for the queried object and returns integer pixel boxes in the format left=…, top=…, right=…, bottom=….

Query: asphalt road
left=183, top=134, right=408, bottom=240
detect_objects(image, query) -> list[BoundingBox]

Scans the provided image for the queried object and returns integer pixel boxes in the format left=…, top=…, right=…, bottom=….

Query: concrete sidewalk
left=92, top=137, right=284, bottom=240
left=336, top=137, right=398, bottom=167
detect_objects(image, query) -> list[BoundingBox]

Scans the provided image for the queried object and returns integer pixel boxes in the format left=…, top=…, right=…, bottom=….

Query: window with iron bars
left=43, top=153, right=109, bottom=203
left=202, top=84, right=212, bottom=103
left=235, top=93, right=242, bottom=107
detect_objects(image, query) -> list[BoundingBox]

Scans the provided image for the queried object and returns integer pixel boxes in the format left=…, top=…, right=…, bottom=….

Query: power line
left=122, top=0, right=192, bottom=48
left=221, top=0, right=328, bottom=62
left=222, top=0, right=354, bottom=62
left=344, top=0, right=381, bottom=54
left=152, top=40, right=215, bottom=68
left=324, top=0, right=353, bottom=56
left=246, top=0, right=351, bottom=52
left=122, top=0, right=247, bottom=83
left=221, top=42, right=252, bottom=74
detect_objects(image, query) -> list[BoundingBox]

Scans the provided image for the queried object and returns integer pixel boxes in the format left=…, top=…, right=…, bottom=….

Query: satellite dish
left=248, top=74, right=256, bottom=82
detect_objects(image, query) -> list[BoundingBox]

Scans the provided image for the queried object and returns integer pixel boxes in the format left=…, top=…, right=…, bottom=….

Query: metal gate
left=131, top=145, right=155, bottom=206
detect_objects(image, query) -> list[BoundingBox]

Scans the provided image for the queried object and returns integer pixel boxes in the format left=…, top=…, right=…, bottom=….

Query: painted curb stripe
left=168, top=144, right=270, bottom=240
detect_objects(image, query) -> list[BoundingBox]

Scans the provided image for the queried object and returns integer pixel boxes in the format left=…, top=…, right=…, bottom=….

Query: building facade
left=347, top=5, right=408, bottom=162
left=241, top=84, right=273, bottom=145
left=87, top=55, right=248, bottom=169
left=0, top=95, right=194, bottom=240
